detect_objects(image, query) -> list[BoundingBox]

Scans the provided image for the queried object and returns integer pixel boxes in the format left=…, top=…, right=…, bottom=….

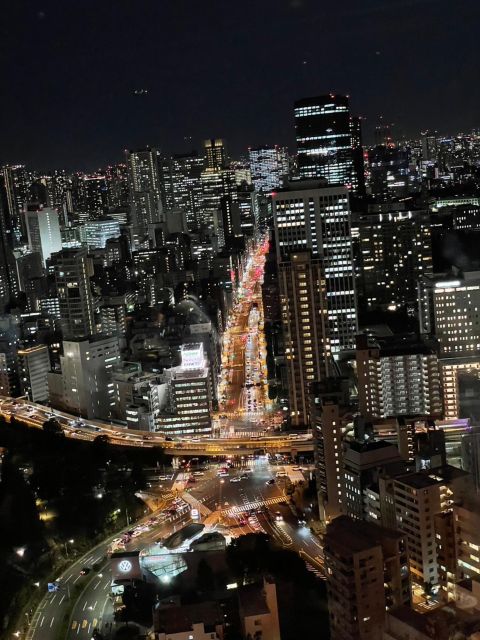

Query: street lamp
left=64, top=539, right=74, bottom=556
left=15, top=547, right=26, bottom=558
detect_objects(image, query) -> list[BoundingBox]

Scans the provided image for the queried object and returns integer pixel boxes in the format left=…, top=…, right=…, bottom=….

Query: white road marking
left=83, top=600, right=88, bottom=611
left=50, top=616, right=55, bottom=627
left=73, top=575, right=81, bottom=584
left=59, top=594, right=66, bottom=605
left=39, top=616, right=45, bottom=627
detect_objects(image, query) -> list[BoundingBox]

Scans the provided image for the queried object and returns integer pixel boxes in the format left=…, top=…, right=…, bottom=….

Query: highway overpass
left=0, top=397, right=314, bottom=457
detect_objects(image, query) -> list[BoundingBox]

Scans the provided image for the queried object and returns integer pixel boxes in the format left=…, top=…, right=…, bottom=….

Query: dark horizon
left=1, top=0, right=479, bottom=171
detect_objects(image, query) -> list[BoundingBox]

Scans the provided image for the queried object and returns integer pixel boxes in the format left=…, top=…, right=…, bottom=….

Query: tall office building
left=294, top=94, right=365, bottom=193
left=204, top=138, right=227, bottom=171
left=354, top=208, right=432, bottom=313
left=273, top=181, right=358, bottom=355
left=279, top=252, right=331, bottom=426
left=0, top=193, right=19, bottom=310
left=162, top=152, right=204, bottom=231
left=356, top=334, right=443, bottom=419
left=51, top=248, right=96, bottom=339
left=157, top=343, right=212, bottom=437
left=200, top=151, right=236, bottom=235
left=1, top=164, right=29, bottom=243
left=81, top=218, right=121, bottom=249
left=324, top=516, right=410, bottom=640
left=419, top=272, right=480, bottom=357
left=18, top=344, right=50, bottom=403
left=76, top=174, right=108, bottom=221
left=418, top=272, right=480, bottom=419
left=48, top=335, right=120, bottom=419
left=127, top=148, right=164, bottom=241
left=248, top=145, right=289, bottom=192
left=24, top=205, right=62, bottom=266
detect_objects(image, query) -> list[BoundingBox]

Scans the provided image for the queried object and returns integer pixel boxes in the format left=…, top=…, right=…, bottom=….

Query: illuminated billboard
left=180, top=343, right=205, bottom=370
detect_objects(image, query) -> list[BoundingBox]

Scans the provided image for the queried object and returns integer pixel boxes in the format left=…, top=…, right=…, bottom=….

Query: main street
left=217, top=237, right=271, bottom=433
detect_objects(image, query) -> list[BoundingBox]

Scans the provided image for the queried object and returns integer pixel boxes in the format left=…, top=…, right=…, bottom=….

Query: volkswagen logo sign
left=118, top=560, right=132, bottom=573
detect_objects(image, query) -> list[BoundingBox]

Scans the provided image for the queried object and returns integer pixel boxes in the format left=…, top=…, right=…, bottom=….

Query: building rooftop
left=357, top=332, right=439, bottom=356
left=154, top=601, right=221, bottom=634
left=238, top=582, right=271, bottom=617
left=396, top=465, right=469, bottom=489
left=387, top=604, right=480, bottom=639
left=325, top=515, right=403, bottom=555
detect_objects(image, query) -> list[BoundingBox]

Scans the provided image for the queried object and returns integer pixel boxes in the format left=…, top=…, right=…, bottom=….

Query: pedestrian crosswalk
left=222, top=495, right=285, bottom=516
left=305, top=562, right=326, bottom=580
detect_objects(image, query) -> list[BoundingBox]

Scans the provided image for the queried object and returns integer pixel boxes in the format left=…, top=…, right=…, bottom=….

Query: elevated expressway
left=0, top=397, right=314, bottom=457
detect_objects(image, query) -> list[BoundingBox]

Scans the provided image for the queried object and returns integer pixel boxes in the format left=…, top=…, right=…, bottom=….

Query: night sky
left=1, top=0, right=479, bottom=170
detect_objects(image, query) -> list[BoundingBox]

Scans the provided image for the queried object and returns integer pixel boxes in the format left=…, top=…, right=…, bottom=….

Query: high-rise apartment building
left=24, top=205, right=62, bottom=266
left=47, top=335, right=120, bottom=419
left=279, top=252, right=330, bottom=426
left=324, top=516, right=410, bottom=640
left=294, top=94, right=365, bottom=193
left=273, top=181, right=357, bottom=355
left=393, top=466, right=470, bottom=585
left=248, top=145, right=289, bottom=192
left=127, top=148, right=164, bottom=241
left=51, top=248, right=96, bottom=339
left=311, top=378, right=351, bottom=524
left=343, top=438, right=402, bottom=521
left=0, top=314, right=21, bottom=396
left=356, top=334, right=443, bottom=418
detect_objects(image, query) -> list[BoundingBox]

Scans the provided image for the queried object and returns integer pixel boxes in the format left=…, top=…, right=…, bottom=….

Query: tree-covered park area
left=0, top=415, right=168, bottom=634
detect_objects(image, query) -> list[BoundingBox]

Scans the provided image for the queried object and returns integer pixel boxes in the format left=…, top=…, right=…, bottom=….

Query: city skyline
left=2, top=0, right=480, bottom=169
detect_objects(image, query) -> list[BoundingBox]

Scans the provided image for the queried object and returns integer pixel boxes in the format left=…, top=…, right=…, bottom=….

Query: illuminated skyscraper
left=294, top=94, right=365, bottom=193
left=248, top=145, right=289, bottom=192
left=273, top=181, right=358, bottom=355
left=0, top=183, right=20, bottom=310
left=127, top=148, right=164, bottom=242
left=279, top=251, right=331, bottom=426
left=25, top=205, right=62, bottom=266
left=51, top=247, right=96, bottom=339
left=204, top=138, right=227, bottom=171
left=162, top=152, right=204, bottom=231
left=0, top=164, right=29, bottom=243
